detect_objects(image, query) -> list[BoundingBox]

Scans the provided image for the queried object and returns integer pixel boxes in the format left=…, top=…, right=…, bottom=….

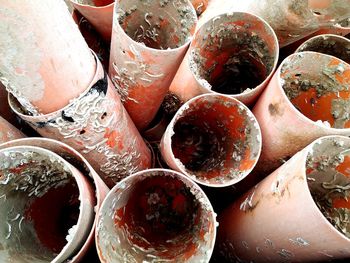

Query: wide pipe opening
left=190, top=13, right=277, bottom=95
left=116, top=0, right=197, bottom=49
left=170, top=94, right=261, bottom=186
left=0, top=147, right=81, bottom=262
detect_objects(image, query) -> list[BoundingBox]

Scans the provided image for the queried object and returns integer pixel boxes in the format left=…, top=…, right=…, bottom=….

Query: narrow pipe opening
left=190, top=13, right=277, bottom=95
left=170, top=95, right=261, bottom=186
left=116, top=0, right=197, bottom=49
left=306, top=137, right=350, bottom=239
left=281, top=52, right=350, bottom=129
left=0, top=148, right=80, bottom=262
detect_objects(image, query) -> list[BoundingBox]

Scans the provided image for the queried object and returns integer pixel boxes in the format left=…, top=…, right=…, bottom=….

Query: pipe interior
left=0, top=149, right=80, bottom=262
left=106, top=171, right=214, bottom=261
left=117, top=0, right=196, bottom=49
left=171, top=96, right=260, bottom=184
left=306, top=137, right=350, bottom=239
left=190, top=14, right=276, bottom=95
left=297, top=35, right=350, bottom=64
left=281, top=53, right=350, bottom=129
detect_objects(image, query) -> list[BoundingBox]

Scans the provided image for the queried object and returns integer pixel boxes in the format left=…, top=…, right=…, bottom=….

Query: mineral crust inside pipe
left=96, top=169, right=217, bottom=262
left=215, top=135, right=350, bottom=262
left=0, top=115, right=24, bottom=144
left=0, top=137, right=110, bottom=262
left=168, top=12, right=279, bottom=106
left=9, top=52, right=152, bottom=188
left=109, top=0, right=197, bottom=130
left=69, top=0, right=114, bottom=42
left=161, top=94, right=261, bottom=187
left=253, top=51, right=350, bottom=173
left=199, top=0, right=350, bottom=47
left=0, top=0, right=95, bottom=115
left=296, top=34, right=350, bottom=64
left=0, top=146, right=95, bottom=263
left=190, top=0, right=208, bottom=16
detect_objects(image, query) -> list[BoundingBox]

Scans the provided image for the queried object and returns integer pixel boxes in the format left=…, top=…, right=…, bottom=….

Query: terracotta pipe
left=160, top=93, right=262, bottom=187
left=96, top=168, right=217, bottom=262
left=9, top=51, right=152, bottom=188
left=168, top=12, right=279, bottom=106
left=198, top=0, right=350, bottom=47
left=0, top=137, right=110, bottom=262
left=253, top=51, right=350, bottom=174
left=0, top=145, right=95, bottom=263
left=0, top=0, right=95, bottom=115
left=0, top=116, right=24, bottom=144
left=296, top=34, right=350, bottom=64
left=69, top=0, right=114, bottom=42
left=215, top=135, right=350, bottom=262
left=109, top=0, right=197, bottom=130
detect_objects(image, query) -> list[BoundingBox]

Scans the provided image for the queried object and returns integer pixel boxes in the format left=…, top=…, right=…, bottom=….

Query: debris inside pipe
left=96, top=169, right=216, bottom=262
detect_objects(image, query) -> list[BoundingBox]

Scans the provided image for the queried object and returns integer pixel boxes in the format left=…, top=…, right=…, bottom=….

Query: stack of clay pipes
left=0, top=0, right=350, bottom=262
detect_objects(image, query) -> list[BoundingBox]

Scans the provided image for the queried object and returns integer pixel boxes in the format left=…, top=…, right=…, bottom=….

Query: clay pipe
left=0, top=0, right=95, bottom=115
left=0, top=145, right=95, bottom=263
left=168, top=12, right=279, bottom=106
left=160, top=93, right=262, bottom=187
left=9, top=51, right=152, bottom=188
left=253, top=51, right=350, bottom=174
left=0, top=137, right=110, bottom=262
left=96, top=168, right=217, bottom=262
left=215, top=135, right=350, bottom=262
left=109, top=0, right=198, bottom=130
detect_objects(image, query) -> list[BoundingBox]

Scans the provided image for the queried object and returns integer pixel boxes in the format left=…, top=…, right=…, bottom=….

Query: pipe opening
left=97, top=170, right=215, bottom=262
left=190, top=13, right=277, bottom=95
left=116, top=0, right=197, bottom=49
left=0, top=147, right=81, bottom=262
left=170, top=95, right=261, bottom=186
left=306, top=136, right=350, bottom=239
left=297, top=35, right=350, bottom=64
left=281, top=52, right=350, bottom=129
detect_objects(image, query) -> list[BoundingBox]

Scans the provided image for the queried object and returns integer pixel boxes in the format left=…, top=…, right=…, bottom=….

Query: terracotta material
left=253, top=51, right=350, bottom=174
left=0, top=116, right=24, bottom=144
left=9, top=52, right=152, bottom=188
left=0, top=0, right=95, bottom=115
left=109, top=0, right=197, bottom=130
left=0, top=145, right=95, bottom=263
left=199, top=0, right=350, bottom=47
left=160, top=94, right=261, bottom=187
left=0, top=137, right=109, bottom=262
left=168, top=12, right=279, bottom=106
left=191, top=0, right=208, bottom=16
left=70, top=0, right=114, bottom=42
left=296, top=34, right=350, bottom=64
left=215, top=135, right=350, bottom=262
left=96, top=169, right=217, bottom=262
